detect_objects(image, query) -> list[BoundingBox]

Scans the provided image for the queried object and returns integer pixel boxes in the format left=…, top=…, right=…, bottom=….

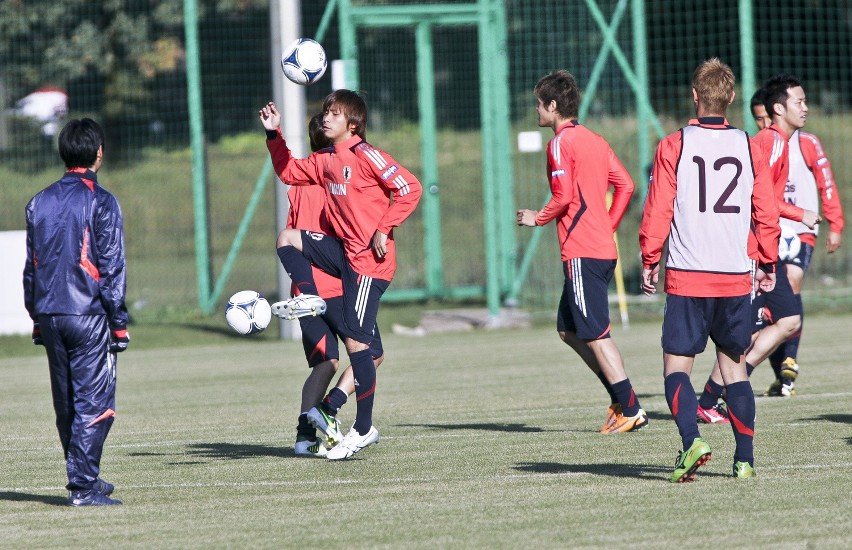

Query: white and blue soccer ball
left=225, top=291, right=272, bottom=335
left=778, top=225, right=802, bottom=261
left=280, top=38, right=327, bottom=86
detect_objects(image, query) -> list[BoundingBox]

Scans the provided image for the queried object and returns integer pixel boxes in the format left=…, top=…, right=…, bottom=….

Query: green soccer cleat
left=670, top=437, right=712, bottom=483
left=306, top=406, right=343, bottom=447
left=733, top=461, right=756, bottom=479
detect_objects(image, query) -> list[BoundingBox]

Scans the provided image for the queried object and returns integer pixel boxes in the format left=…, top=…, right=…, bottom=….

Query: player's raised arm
left=261, top=102, right=322, bottom=187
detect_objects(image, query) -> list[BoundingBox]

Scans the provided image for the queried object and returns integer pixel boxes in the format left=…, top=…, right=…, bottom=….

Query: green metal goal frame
left=186, top=0, right=762, bottom=317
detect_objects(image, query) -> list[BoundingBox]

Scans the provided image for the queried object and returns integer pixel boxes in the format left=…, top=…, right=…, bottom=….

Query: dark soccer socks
left=276, top=245, right=318, bottom=296
left=611, top=378, right=641, bottom=417
left=665, top=371, right=701, bottom=451
left=595, top=369, right=619, bottom=406
left=725, top=381, right=755, bottom=465
left=349, top=348, right=376, bottom=435
left=324, top=387, right=348, bottom=414
left=297, top=413, right=315, bottom=438
left=698, top=378, right=726, bottom=410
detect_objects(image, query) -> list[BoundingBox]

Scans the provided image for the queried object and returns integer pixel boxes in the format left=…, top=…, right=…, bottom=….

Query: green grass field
left=1, top=312, right=850, bottom=548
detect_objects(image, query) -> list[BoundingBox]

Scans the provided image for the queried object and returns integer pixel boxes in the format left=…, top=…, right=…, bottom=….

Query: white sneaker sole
left=271, top=295, right=327, bottom=320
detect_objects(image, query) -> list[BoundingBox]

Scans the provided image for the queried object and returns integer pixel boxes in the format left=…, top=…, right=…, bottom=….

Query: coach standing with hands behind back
left=23, top=118, right=129, bottom=506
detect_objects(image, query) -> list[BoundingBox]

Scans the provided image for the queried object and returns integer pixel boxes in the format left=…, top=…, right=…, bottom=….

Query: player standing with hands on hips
left=639, top=59, right=779, bottom=482
left=23, top=118, right=129, bottom=505
left=517, top=70, right=649, bottom=434
left=265, top=90, right=422, bottom=460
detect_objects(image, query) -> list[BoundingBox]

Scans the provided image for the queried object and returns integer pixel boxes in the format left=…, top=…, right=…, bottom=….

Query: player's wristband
left=265, top=130, right=278, bottom=140
left=758, top=262, right=775, bottom=274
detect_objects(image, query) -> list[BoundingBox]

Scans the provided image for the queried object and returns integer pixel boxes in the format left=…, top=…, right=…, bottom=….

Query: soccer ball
left=280, top=38, right=327, bottom=85
left=778, top=225, right=802, bottom=261
left=225, top=291, right=272, bottom=335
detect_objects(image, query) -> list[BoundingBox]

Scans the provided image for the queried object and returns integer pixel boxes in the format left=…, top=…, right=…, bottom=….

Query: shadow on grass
left=185, top=442, right=290, bottom=460
left=0, top=491, right=67, bottom=506
left=398, top=422, right=548, bottom=433
left=801, top=413, right=852, bottom=425
left=645, top=410, right=674, bottom=422
left=128, top=442, right=292, bottom=463
left=512, top=461, right=729, bottom=481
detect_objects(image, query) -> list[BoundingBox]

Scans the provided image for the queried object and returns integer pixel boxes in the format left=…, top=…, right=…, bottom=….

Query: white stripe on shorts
left=571, top=258, right=588, bottom=317
left=355, top=276, right=372, bottom=327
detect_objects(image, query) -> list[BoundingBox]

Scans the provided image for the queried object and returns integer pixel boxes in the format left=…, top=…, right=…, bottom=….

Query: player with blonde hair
left=640, top=58, right=779, bottom=481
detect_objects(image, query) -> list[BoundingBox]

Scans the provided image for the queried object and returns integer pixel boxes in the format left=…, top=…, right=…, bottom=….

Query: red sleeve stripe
left=80, top=227, right=100, bottom=281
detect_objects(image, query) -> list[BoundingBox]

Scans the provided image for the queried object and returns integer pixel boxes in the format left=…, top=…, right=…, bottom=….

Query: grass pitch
left=1, top=313, right=850, bottom=549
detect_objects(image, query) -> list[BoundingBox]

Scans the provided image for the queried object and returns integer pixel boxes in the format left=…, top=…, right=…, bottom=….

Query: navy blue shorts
left=781, top=241, right=814, bottom=273
left=662, top=294, right=752, bottom=356
left=751, top=290, right=767, bottom=333
left=763, top=262, right=802, bottom=323
left=556, top=258, right=615, bottom=341
left=299, top=296, right=384, bottom=366
left=300, top=230, right=389, bottom=345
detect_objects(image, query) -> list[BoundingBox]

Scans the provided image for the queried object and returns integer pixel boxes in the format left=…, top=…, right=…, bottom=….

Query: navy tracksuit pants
left=39, top=314, right=117, bottom=492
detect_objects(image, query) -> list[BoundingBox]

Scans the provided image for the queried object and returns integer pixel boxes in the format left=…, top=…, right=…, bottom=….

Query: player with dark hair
left=24, top=118, right=128, bottom=505
left=750, top=88, right=771, bottom=131
left=265, top=90, right=422, bottom=460
left=640, top=58, right=779, bottom=481
left=763, top=78, right=844, bottom=396
left=260, top=107, right=385, bottom=457
left=695, top=74, right=823, bottom=412
left=517, top=70, right=647, bottom=434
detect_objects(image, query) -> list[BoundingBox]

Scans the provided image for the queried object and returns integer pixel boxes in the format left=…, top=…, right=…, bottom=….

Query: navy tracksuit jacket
left=23, top=168, right=128, bottom=491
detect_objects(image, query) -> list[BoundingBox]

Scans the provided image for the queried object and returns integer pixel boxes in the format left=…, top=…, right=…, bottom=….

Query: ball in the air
left=225, top=291, right=272, bottom=335
left=281, top=38, right=327, bottom=85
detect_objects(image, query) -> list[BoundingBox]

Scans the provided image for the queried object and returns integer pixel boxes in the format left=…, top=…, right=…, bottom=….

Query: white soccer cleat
left=326, top=426, right=379, bottom=460
left=271, top=294, right=327, bottom=320
left=294, top=436, right=328, bottom=458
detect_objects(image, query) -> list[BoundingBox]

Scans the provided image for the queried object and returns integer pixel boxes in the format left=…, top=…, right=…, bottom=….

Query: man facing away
left=517, top=70, right=648, bottom=434
left=24, top=118, right=129, bottom=505
left=640, top=59, right=779, bottom=482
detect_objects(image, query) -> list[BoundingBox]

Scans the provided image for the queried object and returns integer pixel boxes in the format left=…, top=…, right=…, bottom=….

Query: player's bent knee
left=776, top=315, right=802, bottom=337
left=277, top=228, right=302, bottom=249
